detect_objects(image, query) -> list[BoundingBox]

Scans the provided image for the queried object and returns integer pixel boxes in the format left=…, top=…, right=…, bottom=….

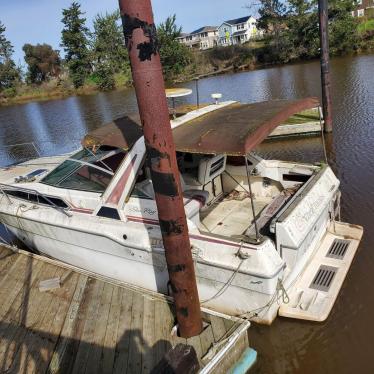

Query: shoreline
left=1, top=50, right=373, bottom=108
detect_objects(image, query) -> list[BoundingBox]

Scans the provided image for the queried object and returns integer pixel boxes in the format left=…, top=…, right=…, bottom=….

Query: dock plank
left=48, top=274, right=89, bottom=374
left=2, top=262, right=58, bottom=373
left=0, top=246, right=250, bottom=373
left=126, top=291, right=144, bottom=373
left=85, top=282, right=115, bottom=374
left=71, top=278, right=105, bottom=374
left=101, top=285, right=123, bottom=374
left=141, top=296, right=156, bottom=374
left=112, top=288, right=134, bottom=374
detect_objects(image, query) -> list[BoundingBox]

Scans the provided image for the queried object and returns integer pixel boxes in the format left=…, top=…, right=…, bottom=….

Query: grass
left=284, top=108, right=320, bottom=125
left=358, top=19, right=374, bottom=34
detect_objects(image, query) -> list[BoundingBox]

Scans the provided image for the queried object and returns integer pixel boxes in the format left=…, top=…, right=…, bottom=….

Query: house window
left=358, top=8, right=364, bottom=16
left=351, top=10, right=355, bottom=16
left=237, top=24, right=245, bottom=30
left=358, top=0, right=362, bottom=4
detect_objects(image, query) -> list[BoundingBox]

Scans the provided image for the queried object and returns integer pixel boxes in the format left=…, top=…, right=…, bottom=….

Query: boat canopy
left=82, top=98, right=319, bottom=155
left=82, top=115, right=142, bottom=150
left=172, top=98, right=320, bottom=156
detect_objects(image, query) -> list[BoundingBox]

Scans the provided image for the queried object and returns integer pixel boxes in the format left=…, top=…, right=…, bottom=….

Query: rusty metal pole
left=118, top=0, right=203, bottom=338
left=318, top=0, right=333, bottom=133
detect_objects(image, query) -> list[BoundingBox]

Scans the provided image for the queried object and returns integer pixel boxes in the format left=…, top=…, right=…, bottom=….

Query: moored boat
left=0, top=98, right=363, bottom=324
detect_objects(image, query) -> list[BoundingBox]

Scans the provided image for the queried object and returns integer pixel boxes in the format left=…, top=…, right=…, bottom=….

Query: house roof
left=224, top=16, right=252, bottom=26
left=82, top=98, right=320, bottom=156
left=172, top=98, right=320, bottom=156
left=190, top=26, right=218, bottom=35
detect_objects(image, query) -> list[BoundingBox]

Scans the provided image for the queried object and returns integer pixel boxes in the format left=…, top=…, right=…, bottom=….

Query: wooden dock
left=0, top=245, right=251, bottom=373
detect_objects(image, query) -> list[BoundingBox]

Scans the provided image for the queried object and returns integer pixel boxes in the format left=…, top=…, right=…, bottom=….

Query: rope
left=319, top=106, right=329, bottom=164
left=201, top=243, right=246, bottom=304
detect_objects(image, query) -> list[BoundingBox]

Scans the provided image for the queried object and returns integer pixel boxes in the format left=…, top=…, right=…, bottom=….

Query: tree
left=285, top=0, right=319, bottom=59
left=23, top=43, right=61, bottom=84
left=61, top=2, right=91, bottom=88
left=157, top=15, right=191, bottom=81
left=92, top=11, right=129, bottom=90
left=328, top=0, right=358, bottom=54
left=0, top=21, right=19, bottom=91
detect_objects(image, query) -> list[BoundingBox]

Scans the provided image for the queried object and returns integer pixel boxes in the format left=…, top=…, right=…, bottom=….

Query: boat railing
left=0, top=139, right=82, bottom=168
left=0, top=183, right=72, bottom=217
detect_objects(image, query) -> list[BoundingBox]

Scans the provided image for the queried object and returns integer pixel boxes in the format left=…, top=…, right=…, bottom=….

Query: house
left=352, top=0, right=374, bottom=18
left=218, top=16, right=259, bottom=46
left=177, top=26, right=219, bottom=50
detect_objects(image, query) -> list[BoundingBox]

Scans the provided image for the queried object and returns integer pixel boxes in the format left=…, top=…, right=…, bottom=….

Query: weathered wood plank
left=84, top=282, right=115, bottom=374
left=2, top=262, right=58, bottom=373
left=100, top=285, right=123, bottom=374
left=126, top=291, right=144, bottom=373
left=71, top=278, right=105, bottom=374
left=48, top=274, right=90, bottom=374
left=32, top=270, right=80, bottom=374
left=112, top=288, right=134, bottom=374
left=141, top=295, right=156, bottom=374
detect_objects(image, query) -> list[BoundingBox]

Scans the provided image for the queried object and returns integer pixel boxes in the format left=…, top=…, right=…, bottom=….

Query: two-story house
left=218, top=16, right=259, bottom=46
left=177, top=26, right=219, bottom=50
left=352, top=0, right=374, bottom=18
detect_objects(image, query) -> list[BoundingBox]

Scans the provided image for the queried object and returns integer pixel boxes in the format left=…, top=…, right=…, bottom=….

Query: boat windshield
left=41, top=147, right=126, bottom=193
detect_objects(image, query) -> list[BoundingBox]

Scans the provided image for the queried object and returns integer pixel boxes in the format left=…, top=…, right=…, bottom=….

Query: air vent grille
left=326, top=239, right=350, bottom=260
left=310, top=265, right=337, bottom=292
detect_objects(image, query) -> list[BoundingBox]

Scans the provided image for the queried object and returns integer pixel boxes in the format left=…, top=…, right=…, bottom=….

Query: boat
left=0, top=98, right=363, bottom=324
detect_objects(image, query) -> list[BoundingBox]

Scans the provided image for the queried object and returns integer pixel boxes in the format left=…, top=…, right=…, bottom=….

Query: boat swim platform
left=0, top=244, right=255, bottom=374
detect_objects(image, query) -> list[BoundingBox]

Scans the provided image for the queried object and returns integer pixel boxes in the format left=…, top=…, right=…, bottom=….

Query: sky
left=0, top=0, right=251, bottom=64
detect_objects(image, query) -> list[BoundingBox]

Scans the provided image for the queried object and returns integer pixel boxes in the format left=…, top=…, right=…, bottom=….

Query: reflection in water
left=0, top=54, right=373, bottom=373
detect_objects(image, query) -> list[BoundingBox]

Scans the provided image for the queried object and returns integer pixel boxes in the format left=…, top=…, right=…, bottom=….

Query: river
left=0, top=53, right=373, bottom=373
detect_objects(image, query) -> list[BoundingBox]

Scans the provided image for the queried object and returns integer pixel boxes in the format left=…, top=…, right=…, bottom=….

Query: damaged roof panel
left=172, top=98, right=320, bottom=156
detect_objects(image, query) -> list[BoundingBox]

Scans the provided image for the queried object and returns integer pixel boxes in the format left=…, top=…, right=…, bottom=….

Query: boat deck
left=0, top=245, right=250, bottom=373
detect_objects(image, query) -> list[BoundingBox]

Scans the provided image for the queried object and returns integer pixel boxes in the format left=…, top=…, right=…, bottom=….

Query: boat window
left=97, top=206, right=121, bottom=220
left=41, top=147, right=126, bottom=193
left=3, top=190, right=69, bottom=209
left=130, top=164, right=155, bottom=200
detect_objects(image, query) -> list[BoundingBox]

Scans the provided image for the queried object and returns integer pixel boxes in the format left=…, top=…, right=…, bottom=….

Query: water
left=0, top=54, right=373, bottom=373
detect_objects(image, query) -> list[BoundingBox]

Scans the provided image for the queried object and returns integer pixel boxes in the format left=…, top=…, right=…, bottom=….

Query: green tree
left=285, top=0, right=319, bottom=59
left=23, top=43, right=61, bottom=84
left=92, top=11, right=129, bottom=90
left=0, top=21, right=19, bottom=92
left=328, top=0, right=358, bottom=54
left=61, top=2, right=91, bottom=88
left=157, top=15, right=191, bottom=81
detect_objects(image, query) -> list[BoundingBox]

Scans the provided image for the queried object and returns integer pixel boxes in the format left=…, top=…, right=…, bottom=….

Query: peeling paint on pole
left=318, top=0, right=333, bottom=133
left=118, top=0, right=203, bottom=338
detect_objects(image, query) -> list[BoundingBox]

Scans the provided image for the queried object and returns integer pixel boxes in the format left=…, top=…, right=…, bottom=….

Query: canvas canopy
left=82, top=98, right=320, bottom=155
left=172, top=98, right=320, bottom=156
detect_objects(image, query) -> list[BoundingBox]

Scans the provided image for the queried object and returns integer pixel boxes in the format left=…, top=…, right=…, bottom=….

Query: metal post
left=245, top=158, right=260, bottom=242
left=119, top=0, right=203, bottom=338
left=194, top=78, right=200, bottom=109
left=318, top=0, right=333, bottom=133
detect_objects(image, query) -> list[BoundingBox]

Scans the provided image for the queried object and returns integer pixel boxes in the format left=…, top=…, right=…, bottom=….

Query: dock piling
left=118, top=0, right=203, bottom=338
left=318, top=0, right=333, bottom=133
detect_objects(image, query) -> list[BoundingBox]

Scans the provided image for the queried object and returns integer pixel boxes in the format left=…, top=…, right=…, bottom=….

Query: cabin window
left=130, top=165, right=155, bottom=200
left=97, top=206, right=121, bottom=220
left=42, top=147, right=126, bottom=193
left=3, top=190, right=69, bottom=209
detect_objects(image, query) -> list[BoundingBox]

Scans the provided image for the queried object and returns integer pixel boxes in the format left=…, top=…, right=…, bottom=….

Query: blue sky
left=0, top=0, right=250, bottom=64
